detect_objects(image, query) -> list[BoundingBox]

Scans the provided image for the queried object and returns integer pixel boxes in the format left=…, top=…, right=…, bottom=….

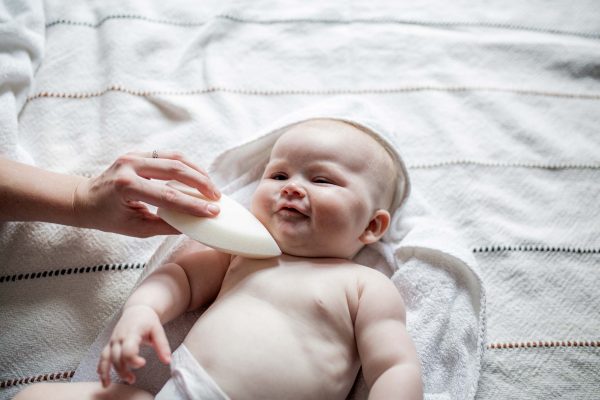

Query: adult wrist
left=70, top=176, right=93, bottom=229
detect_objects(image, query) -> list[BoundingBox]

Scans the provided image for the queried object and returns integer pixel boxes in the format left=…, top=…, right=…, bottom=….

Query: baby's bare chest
left=218, top=257, right=359, bottom=325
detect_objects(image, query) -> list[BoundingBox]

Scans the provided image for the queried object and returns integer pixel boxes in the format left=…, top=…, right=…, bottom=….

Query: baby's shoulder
left=346, top=261, right=390, bottom=281
left=340, top=263, right=405, bottom=321
left=339, top=262, right=398, bottom=295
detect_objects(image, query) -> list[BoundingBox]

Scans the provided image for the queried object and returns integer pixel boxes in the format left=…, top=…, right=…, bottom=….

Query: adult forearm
left=368, top=363, right=423, bottom=400
left=0, top=157, right=86, bottom=226
left=124, top=262, right=192, bottom=324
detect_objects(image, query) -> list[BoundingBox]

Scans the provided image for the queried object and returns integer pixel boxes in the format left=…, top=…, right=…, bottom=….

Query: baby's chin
left=273, top=240, right=313, bottom=257
left=265, top=224, right=360, bottom=259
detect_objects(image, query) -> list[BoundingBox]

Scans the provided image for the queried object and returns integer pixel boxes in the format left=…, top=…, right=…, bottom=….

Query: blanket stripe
left=0, top=371, right=75, bottom=390
left=488, top=341, right=600, bottom=349
left=0, top=263, right=145, bottom=284
left=45, top=14, right=600, bottom=39
left=25, top=85, right=600, bottom=102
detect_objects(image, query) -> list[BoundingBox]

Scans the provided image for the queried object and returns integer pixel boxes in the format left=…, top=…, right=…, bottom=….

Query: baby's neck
left=274, top=253, right=354, bottom=267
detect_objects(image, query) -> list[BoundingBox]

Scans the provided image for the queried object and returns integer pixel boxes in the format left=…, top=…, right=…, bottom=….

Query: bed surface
left=1, top=1, right=599, bottom=398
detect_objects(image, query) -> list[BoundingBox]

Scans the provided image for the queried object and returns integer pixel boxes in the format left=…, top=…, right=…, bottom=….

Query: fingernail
left=208, top=204, right=220, bottom=215
left=213, top=189, right=221, bottom=199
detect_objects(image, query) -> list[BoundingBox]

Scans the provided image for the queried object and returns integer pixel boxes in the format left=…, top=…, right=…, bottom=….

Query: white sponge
left=157, top=182, right=281, bottom=259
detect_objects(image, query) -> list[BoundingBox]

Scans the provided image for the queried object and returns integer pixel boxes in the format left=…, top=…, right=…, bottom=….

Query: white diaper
left=155, top=344, right=230, bottom=400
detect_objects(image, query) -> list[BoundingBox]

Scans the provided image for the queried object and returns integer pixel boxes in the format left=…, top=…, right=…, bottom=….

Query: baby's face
left=251, top=119, right=388, bottom=259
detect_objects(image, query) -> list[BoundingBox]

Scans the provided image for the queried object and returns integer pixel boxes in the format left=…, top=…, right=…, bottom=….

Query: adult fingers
left=135, top=158, right=220, bottom=201
left=126, top=150, right=220, bottom=200
left=123, top=202, right=181, bottom=237
left=127, top=150, right=209, bottom=176
left=123, top=179, right=220, bottom=218
left=144, top=150, right=209, bottom=176
left=134, top=217, right=181, bottom=237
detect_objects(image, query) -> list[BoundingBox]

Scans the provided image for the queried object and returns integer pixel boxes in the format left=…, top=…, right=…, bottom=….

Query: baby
left=16, top=119, right=423, bottom=400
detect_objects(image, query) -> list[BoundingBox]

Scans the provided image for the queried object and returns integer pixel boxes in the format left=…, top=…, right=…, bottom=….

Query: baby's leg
left=13, top=381, right=153, bottom=400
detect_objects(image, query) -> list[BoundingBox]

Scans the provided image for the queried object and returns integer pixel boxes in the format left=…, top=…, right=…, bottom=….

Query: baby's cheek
left=345, top=198, right=372, bottom=233
left=319, top=196, right=364, bottom=231
left=250, top=189, right=271, bottom=221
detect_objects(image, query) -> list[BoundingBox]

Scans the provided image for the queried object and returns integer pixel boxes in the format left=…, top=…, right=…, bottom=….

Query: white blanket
left=1, top=0, right=599, bottom=399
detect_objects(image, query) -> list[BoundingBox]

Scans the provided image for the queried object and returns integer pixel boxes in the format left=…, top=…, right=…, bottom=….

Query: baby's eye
left=270, top=172, right=288, bottom=180
left=313, top=177, right=334, bottom=184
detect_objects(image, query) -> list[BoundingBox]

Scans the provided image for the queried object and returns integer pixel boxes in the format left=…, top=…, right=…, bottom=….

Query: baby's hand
left=97, top=304, right=171, bottom=387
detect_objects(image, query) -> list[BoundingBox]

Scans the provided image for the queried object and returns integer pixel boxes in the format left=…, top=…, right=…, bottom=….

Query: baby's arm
left=354, top=272, right=423, bottom=400
left=97, top=241, right=231, bottom=386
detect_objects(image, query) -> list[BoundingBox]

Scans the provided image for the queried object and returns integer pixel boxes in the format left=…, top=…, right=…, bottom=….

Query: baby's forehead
left=270, top=119, right=394, bottom=177
left=282, top=118, right=361, bottom=136
left=276, top=119, right=381, bottom=151
left=271, top=121, right=372, bottom=162
left=284, top=120, right=390, bottom=163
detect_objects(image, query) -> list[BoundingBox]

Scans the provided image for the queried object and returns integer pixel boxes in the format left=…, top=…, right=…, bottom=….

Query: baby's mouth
left=277, top=205, right=309, bottom=218
left=280, top=207, right=305, bottom=216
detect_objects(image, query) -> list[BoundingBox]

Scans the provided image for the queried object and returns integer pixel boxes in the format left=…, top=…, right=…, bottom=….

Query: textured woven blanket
left=1, top=0, right=599, bottom=399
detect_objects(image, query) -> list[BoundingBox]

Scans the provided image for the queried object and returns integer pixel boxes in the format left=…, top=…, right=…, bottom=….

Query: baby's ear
left=359, top=209, right=391, bottom=245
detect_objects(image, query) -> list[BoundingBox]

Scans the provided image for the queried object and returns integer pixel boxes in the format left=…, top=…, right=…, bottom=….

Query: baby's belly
left=183, top=293, right=359, bottom=400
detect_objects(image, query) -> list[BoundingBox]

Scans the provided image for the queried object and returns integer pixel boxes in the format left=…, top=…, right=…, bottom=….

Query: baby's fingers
left=97, top=345, right=112, bottom=387
left=150, top=324, right=172, bottom=364
left=121, top=338, right=146, bottom=384
left=110, top=341, right=132, bottom=382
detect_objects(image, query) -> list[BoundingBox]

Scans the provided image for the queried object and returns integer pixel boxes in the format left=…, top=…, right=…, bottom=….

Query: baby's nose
left=281, top=182, right=306, bottom=198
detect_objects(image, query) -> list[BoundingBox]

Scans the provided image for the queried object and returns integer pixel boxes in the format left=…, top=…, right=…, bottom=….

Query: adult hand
left=73, top=150, right=221, bottom=237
